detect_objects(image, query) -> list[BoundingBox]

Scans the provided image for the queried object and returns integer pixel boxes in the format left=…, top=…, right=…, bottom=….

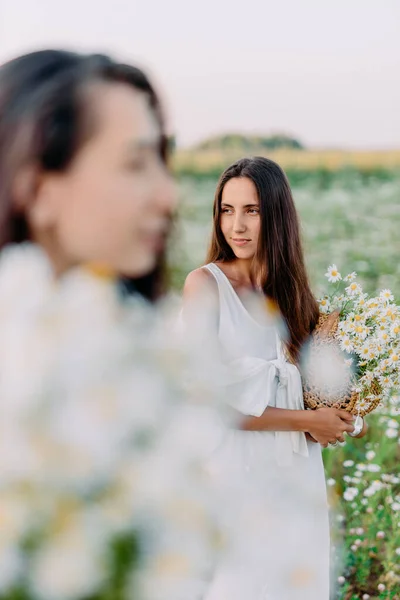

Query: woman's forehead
left=87, top=81, right=160, bottom=145
left=222, top=177, right=259, bottom=204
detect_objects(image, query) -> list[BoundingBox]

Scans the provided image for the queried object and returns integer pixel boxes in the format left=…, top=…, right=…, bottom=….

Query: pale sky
left=0, top=0, right=399, bottom=148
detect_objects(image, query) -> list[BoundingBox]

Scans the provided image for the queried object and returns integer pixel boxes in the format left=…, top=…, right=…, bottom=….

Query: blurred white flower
left=0, top=244, right=227, bottom=599
left=319, top=297, right=331, bottom=314
left=345, top=282, right=363, bottom=297
left=378, top=582, right=386, bottom=592
left=367, top=464, right=381, bottom=473
left=380, top=289, right=394, bottom=303
left=325, top=264, right=342, bottom=283
left=343, top=488, right=359, bottom=501
left=386, top=428, right=398, bottom=439
left=376, top=531, right=385, bottom=539
left=344, top=272, right=357, bottom=282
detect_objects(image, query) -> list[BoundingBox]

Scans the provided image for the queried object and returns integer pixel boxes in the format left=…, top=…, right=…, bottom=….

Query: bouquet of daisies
left=302, top=264, right=400, bottom=417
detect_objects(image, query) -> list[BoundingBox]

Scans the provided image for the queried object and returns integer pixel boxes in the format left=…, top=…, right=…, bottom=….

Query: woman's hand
left=306, top=407, right=355, bottom=448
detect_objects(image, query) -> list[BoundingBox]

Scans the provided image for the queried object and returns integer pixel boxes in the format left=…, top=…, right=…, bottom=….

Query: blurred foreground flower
left=0, top=244, right=225, bottom=600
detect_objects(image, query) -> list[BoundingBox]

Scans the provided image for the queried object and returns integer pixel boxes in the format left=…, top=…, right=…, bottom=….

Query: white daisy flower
left=379, top=375, right=394, bottom=389
left=319, top=297, right=331, bottom=314
left=343, top=487, right=359, bottom=501
left=340, top=337, right=353, bottom=353
left=353, top=324, right=369, bottom=341
left=325, top=264, right=342, bottom=283
left=377, top=330, right=390, bottom=345
left=344, top=272, right=357, bottom=282
left=346, top=282, right=363, bottom=297
left=380, top=289, right=394, bottom=303
left=386, top=428, right=398, bottom=439
left=390, top=322, right=400, bottom=337
left=388, top=352, right=400, bottom=367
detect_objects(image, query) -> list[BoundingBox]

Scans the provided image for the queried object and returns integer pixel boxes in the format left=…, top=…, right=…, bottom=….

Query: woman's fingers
left=342, top=422, right=356, bottom=433
left=336, top=409, right=354, bottom=422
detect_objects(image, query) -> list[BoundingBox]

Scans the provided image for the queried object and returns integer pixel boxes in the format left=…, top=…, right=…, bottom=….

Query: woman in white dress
left=183, top=157, right=364, bottom=600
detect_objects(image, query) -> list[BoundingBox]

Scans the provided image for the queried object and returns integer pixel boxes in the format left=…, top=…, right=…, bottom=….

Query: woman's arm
left=241, top=406, right=358, bottom=447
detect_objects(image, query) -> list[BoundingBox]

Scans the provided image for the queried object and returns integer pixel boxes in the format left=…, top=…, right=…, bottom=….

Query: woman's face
left=220, top=177, right=261, bottom=260
left=28, top=82, right=176, bottom=277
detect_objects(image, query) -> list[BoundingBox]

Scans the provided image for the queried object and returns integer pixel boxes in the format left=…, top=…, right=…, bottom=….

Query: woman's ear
left=13, top=166, right=57, bottom=231
left=12, top=165, right=37, bottom=212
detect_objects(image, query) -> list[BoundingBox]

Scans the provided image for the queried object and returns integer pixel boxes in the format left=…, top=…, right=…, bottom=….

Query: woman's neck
left=218, top=258, right=255, bottom=288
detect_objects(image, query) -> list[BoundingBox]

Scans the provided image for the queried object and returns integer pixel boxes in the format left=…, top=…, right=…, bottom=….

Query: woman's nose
left=233, top=214, right=246, bottom=233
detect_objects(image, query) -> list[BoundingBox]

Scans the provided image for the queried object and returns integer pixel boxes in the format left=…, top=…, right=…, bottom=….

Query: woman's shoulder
left=183, top=266, right=217, bottom=299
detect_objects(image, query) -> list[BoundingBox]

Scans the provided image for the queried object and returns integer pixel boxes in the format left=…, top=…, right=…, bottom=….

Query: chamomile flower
left=339, top=320, right=354, bottom=335
left=380, top=289, right=394, bottom=303
left=344, top=272, right=357, bottom=282
left=379, top=375, right=394, bottom=389
left=388, top=352, right=400, bottom=367
left=346, top=282, right=362, bottom=297
left=354, top=314, right=365, bottom=322
left=390, top=322, right=400, bottom=337
left=340, top=337, right=353, bottom=353
left=353, top=324, right=369, bottom=340
left=359, top=344, right=371, bottom=359
left=325, top=264, right=342, bottom=283
left=319, top=297, right=330, bottom=314
left=377, top=330, right=390, bottom=344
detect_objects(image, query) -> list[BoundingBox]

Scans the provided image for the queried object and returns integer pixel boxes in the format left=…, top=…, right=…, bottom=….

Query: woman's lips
left=232, top=238, right=251, bottom=247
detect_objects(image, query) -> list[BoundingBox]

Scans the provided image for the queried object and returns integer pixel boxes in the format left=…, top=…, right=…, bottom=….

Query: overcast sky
left=0, top=0, right=399, bottom=148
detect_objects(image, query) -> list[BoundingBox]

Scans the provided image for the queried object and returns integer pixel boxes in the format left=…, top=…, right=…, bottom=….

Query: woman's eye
left=248, top=208, right=259, bottom=214
left=221, top=208, right=233, bottom=214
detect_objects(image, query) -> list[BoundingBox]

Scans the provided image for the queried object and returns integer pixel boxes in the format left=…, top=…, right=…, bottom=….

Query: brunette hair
left=206, top=156, right=319, bottom=361
left=0, top=49, right=169, bottom=300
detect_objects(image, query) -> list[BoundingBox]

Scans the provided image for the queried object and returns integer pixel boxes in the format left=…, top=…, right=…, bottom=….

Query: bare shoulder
left=183, top=267, right=217, bottom=299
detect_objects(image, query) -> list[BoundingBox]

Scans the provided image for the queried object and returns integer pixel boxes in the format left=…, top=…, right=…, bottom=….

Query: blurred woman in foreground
left=0, top=50, right=218, bottom=600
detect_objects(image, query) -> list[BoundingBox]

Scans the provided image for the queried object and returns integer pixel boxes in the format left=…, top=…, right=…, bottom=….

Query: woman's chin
left=232, top=248, right=256, bottom=260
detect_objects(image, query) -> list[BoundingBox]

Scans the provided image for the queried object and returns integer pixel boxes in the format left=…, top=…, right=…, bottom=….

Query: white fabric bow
left=224, top=334, right=309, bottom=467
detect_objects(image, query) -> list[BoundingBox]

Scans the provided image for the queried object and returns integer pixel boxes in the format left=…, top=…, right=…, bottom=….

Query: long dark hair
left=206, top=156, right=319, bottom=361
left=0, top=49, right=169, bottom=301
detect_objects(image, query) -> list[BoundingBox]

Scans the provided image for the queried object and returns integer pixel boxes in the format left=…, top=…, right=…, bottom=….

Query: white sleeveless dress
left=202, top=263, right=330, bottom=600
